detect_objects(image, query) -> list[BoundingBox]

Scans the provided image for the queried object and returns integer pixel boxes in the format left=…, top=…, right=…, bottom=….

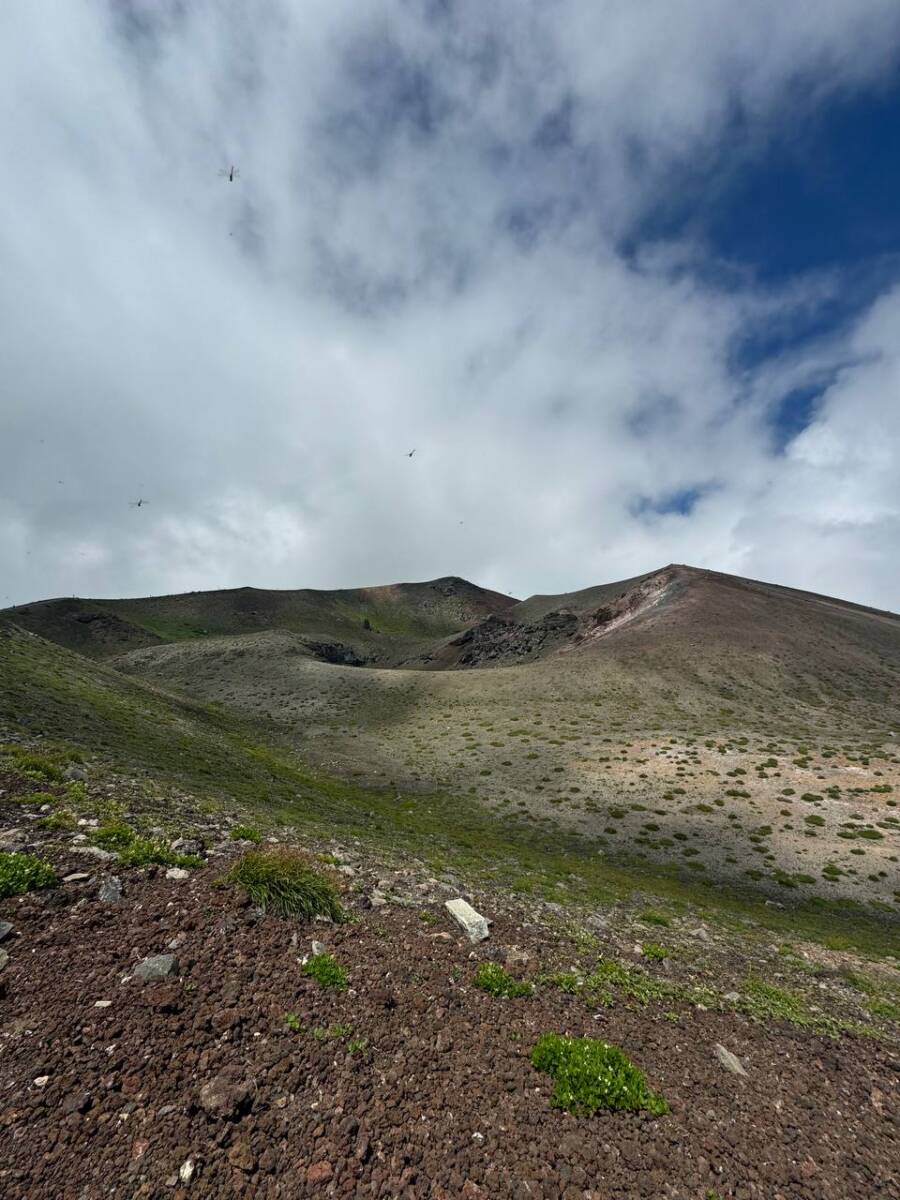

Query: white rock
left=179, top=1157, right=196, bottom=1184
left=74, top=845, right=115, bottom=862
left=715, top=1043, right=748, bottom=1077
left=311, top=940, right=327, bottom=957
left=165, top=867, right=190, bottom=881
left=34, top=1076, right=49, bottom=1087
left=63, top=872, right=91, bottom=883
left=94, top=1000, right=113, bottom=1008
left=444, top=897, right=489, bottom=943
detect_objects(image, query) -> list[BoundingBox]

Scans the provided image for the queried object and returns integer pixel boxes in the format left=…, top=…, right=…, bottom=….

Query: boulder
left=171, top=837, right=203, bottom=857
left=198, top=1074, right=252, bottom=1120
left=74, top=845, right=115, bottom=862
left=133, top=954, right=179, bottom=982
left=445, top=898, right=489, bottom=943
left=98, top=875, right=123, bottom=903
left=715, top=1043, right=748, bottom=1077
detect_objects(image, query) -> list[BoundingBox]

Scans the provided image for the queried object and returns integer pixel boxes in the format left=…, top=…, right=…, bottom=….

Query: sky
left=2, top=1, right=900, bottom=611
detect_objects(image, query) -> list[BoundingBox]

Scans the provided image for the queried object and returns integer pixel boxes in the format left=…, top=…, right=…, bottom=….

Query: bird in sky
left=219, top=165, right=239, bottom=182
left=129, top=498, right=149, bottom=508
left=406, top=448, right=416, bottom=458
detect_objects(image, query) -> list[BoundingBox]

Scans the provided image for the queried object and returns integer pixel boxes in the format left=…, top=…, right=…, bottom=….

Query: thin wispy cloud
left=2, top=0, right=899, bottom=609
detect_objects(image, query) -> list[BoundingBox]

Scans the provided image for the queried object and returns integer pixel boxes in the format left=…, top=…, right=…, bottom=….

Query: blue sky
left=1, top=0, right=900, bottom=610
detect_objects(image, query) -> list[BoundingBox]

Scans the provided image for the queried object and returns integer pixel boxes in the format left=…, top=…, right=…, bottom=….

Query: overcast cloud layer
left=2, top=0, right=900, bottom=610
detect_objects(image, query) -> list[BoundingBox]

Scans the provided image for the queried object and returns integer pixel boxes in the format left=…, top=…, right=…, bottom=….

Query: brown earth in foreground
left=1, top=832, right=898, bottom=1199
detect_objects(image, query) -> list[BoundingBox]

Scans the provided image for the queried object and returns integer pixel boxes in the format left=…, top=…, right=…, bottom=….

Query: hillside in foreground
left=1, top=566, right=899, bottom=1195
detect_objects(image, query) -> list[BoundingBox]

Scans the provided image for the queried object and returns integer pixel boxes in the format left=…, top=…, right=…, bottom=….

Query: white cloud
left=1, top=0, right=899, bottom=610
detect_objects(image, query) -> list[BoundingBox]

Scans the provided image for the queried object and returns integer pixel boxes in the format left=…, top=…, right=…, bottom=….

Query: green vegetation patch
left=14, top=790, right=57, bottom=806
left=0, top=851, right=57, bottom=899
left=229, top=824, right=262, bottom=843
left=552, top=958, right=678, bottom=1007
left=473, top=961, right=533, bottom=998
left=93, top=821, right=202, bottom=869
left=227, top=848, right=344, bottom=921
left=302, top=952, right=348, bottom=990
left=531, top=1033, right=668, bottom=1116
left=38, top=809, right=77, bottom=832
left=736, top=977, right=843, bottom=1034
left=0, top=745, right=68, bottom=783
left=642, top=943, right=671, bottom=961
left=639, top=908, right=670, bottom=927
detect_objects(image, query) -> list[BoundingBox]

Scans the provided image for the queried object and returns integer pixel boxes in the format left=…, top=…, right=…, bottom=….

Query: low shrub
left=227, top=849, right=344, bottom=921
left=0, top=851, right=57, bottom=899
left=531, top=1033, right=668, bottom=1116
left=474, top=961, right=533, bottom=998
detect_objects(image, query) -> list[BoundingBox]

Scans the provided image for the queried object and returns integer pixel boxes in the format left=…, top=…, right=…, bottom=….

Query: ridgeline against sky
left=2, top=1, right=900, bottom=609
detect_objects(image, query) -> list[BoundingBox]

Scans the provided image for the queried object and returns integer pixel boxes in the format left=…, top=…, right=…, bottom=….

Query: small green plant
left=229, top=824, right=261, bottom=843
left=530, top=1033, right=668, bottom=1116
left=347, top=1037, right=369, bottom=1054
left=284, top=1012, right=302, bottom=1032
left=639, top=908, right=670, bottom=927
left=474, top=961, right=533, bottom=998
left=227, top=849, right=344, bottom=921
left=38, top=809, right=77, bottom=832
left=0, top=851, right=57, bottom=899
left=740, top=978, right=814, bottom=1027
left=94, top=822, right=201, bottom=868
left=312, top=1023, right=352, bottom=1040
left=2, top=749, right=64, bottom=783
left=93, top=821, right=137, bottom=851
left=16, top=790, right=56, bottom=806
left=642, top=943, right=670, bottom=961
left=123, top=838, right=202, bottom=868
left=302, top=952, right=348, bottom=990
left=549, top=970, right=584, bottom=994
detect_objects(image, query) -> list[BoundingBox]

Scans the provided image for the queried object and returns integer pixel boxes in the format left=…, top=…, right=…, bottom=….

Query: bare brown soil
left=1, top=821, right=899, bottom=1199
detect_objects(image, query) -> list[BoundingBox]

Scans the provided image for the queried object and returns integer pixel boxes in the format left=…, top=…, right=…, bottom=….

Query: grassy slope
left=102, top=564, right=900, bottom=915
left=1, top=619, right=897, bottom=958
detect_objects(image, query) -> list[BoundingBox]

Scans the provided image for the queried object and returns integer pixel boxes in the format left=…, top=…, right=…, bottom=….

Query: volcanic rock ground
left=1, top=780, right=899, bottom=1200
